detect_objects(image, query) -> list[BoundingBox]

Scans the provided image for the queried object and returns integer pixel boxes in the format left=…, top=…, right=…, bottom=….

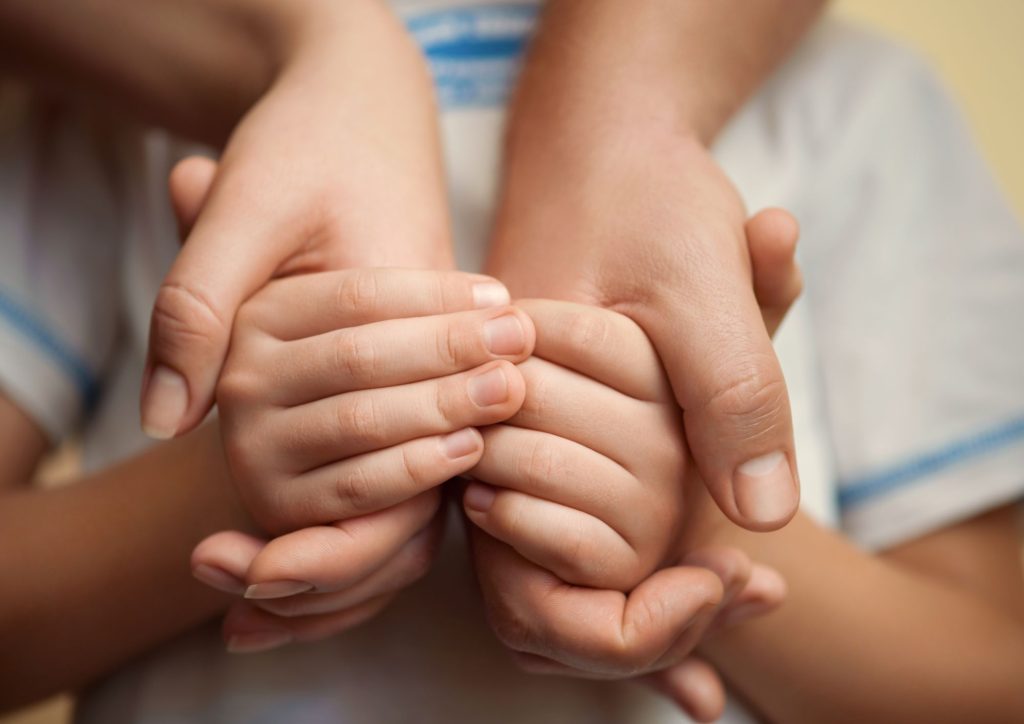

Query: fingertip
left=464, top=482, right=497, bottom=513
left=660, top=659, right=726, bottom=723
left=169, top=155, right=218, bottom=238
left=440, top=427, right=483, bottom=461
left=732, top=451, right=800, bottom=531
left=746, top=207, right=799, bottom=256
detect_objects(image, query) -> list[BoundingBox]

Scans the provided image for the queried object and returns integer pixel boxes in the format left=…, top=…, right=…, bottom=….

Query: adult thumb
left=140, top=155, right=289, bottom=438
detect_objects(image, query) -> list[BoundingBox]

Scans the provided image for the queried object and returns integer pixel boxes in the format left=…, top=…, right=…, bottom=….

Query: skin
left=492, top=0, right=828, bottom=531
left=189, top=205, right=802, bottom=720
left=0, top=0, right=826, bottom=531
left=460, top=303, right=1024, bottom=720
left=699, top=508, right=1024, bottom=723
left=0, top=414, right=250, bottom=710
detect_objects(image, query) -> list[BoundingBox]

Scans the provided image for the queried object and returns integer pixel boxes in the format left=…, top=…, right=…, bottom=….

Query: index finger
left=245, top=269, right=511, bottom=340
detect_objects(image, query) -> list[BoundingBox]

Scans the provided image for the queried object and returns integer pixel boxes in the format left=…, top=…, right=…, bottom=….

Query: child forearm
left=701, top=512, right=1024, bottom=723
left=0, top=423, right=253, bottom=711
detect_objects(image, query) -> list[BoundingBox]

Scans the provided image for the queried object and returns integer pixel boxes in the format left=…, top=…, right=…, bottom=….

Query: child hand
left=192, top=268, right=535, bottom=649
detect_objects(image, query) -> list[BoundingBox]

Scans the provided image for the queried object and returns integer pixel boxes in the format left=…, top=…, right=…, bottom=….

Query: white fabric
left=0, top=4, right=1022, bottom=722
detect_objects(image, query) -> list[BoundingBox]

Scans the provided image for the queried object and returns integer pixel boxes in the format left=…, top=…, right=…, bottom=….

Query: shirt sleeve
left=795, top=38, right=1024, bottom=551
left=0, top=85, right=123, bottom=442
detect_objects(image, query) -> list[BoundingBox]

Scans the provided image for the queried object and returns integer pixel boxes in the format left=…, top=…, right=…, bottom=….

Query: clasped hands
left=172, top=167, right=801, bottom=722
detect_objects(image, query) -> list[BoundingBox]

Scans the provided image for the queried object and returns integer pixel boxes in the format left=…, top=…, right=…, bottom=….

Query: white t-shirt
left=2, top=3, right=1023, bottom=722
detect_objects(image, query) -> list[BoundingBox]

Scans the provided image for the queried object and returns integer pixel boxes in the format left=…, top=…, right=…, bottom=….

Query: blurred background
left=4, top=2, right=1022, bottom=723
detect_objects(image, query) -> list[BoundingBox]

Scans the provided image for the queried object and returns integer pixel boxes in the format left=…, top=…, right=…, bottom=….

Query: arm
left=699, top=506, right=1024, bottom=722
left=0, top=1, right=453, bottom=441
left=0, top=0, right=285, bottom=146
left=490, top=0, right=825, bottom=531
left=0, top=403, right=252, bottom=711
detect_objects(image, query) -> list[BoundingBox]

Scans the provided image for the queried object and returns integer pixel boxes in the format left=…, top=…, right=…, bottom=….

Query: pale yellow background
left=5, top=2, right=1023, bottom=723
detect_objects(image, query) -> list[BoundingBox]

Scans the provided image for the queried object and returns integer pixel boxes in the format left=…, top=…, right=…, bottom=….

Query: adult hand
left=489, top=132, right=801, bottom=530
left=141, top=0, right=453, bottom=439
left=480, top=195, right=803, bottom=718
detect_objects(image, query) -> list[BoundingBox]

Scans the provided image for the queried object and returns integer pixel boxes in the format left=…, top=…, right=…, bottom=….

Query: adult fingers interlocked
left=216, top=268, right=536, bottom=535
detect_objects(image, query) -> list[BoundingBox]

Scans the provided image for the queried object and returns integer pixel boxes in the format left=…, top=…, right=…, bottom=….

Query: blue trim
left=0, top=287, right=99, bottom=409
left=839, top=416, right=1024, bottom=508
left=406, top=4, right=537, bottom=109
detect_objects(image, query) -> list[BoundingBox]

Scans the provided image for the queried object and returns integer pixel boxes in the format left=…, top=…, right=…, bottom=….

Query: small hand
left=190, top=266, right=535, bottom=651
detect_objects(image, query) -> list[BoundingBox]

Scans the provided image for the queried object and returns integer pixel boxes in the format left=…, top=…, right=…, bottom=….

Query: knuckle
left=334, top=329, right=378, bottom=382
left=215, top=365, right=261, bottom=408
left=334, top=269, right=379, bottom=314
left=705, top=360, right=788, bottom=434
left=564, top=309, right=612, bottom=352
left=433, top=375, right=465, bottom=429
left=434, top=320, right=463, bottom=369
left=518, top=436, right=559, bottom=486
left=334, top=463, right=377, bottom=515
left=519, top=370, right=553, bottom=420
left=150, top=283, right=227, bottom=353
left=337, top=395, right=383, bottom=448
left=398, top=446, right=431, bottom=494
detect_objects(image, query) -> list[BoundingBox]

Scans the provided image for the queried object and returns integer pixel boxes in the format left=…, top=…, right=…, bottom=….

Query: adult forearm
left=512, top=0, right=826, bottom=147
left=701, top=514, right=1024, bottom=723
left=0, top=0, right=329, bottom=145
left=0, top=424, right=253, bottom=710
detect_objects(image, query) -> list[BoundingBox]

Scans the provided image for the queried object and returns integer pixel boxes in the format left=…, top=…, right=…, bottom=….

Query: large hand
left=463, top=300, right=788, bottom=723
left=489, top=134, right=801, bottom=530
left=478, top=198, right=802, bottom=719
left=140, top=0, right=452, bottom=439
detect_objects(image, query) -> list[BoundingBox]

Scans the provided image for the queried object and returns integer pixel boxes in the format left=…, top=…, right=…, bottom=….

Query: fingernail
left=226, top=630, right=293, bottom=654
left=484, top=314, right=526, bottom=355
left=141, top=365, right=188, bottom=439
left=441, top=428, right=480, bottom=459
left=464, top=483, right=496, bottom=512
left=192, top=563, right=245, bottom=595
left=733, top=451, right=798, bottom=525
left=472, top=282, right=511, bottom=309
left=467, top=366, right=509, bottom=407
left=244, top=580, right=313, bottom=600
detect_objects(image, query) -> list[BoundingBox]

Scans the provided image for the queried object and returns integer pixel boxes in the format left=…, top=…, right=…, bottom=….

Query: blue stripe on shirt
left=838, top=416, right=1024, bottom=508
left=0, top=287, right=99, bottom=409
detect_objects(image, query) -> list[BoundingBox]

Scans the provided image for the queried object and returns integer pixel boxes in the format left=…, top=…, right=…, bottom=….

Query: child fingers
left=269, top=360, right=525, bottom=470
left=714, top=563, right=788, bottom=630
left=252, top=516, right=444, bottom=618
left=263, top=306, right=535, bottom=405
left=245, top=429, right=481, bottom=533
left=464, top=484, right=643, bottom=590
left=245, top=269, right=512, bottom=341
left=681, top=546, right=754, bottom=610
left=470, top=425, right=642, bottom=535
left=745, top=207, right=804, bottom=336
left=472, top=531, right=722, bottom=677
left=509, top=357, right=683, bottom=475
left=512, top=299, right=671, bottom=403
left=643, top=657, right=727, bottom=723
left=244, top=491, right=441, bottom=595
left=191, top=530, right=267, bottom=595
left=222, top=595, right=394, bottom=654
